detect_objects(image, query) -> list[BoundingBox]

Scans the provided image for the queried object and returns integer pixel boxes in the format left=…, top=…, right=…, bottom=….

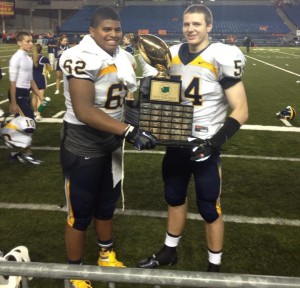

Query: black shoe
left=10, top=152, right=21, bottom=161
left=207, top=262, right=220, bottom=272
left=137, top=245, right=178, bottom=269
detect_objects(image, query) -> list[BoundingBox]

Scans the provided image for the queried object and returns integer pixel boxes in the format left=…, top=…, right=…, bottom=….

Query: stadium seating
left=283, top=5, right=300, bottom=27
left=59, top=4, right=292, bottom=37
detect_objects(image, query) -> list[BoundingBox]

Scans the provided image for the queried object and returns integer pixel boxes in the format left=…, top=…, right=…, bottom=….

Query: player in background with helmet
left=7, top=31, right=45, bottom=165
left=32, top=43, right=51, bottom=121
left=138, top=4, right=248, bottom=272
left=59, top=6, right=156, bottom=288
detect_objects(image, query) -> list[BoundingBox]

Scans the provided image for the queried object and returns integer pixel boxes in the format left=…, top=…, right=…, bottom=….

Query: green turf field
left=0, top=43, right=300, bottom=287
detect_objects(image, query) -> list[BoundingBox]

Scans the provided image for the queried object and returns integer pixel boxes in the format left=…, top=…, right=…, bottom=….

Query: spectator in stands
left=59, top=6, right=156, bottom=288
left=7, top=31, right=45, bottom=164
left=32, top=43, right=51, bottom=121
left=123, top=33, right=135, bottom=55
left=137, top=4, right=248, bottom=273
left=55, top=35, right=69, bottom=94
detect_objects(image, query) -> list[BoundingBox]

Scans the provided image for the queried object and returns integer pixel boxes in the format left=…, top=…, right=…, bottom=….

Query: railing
left=1, top=261, right=300, bottom=287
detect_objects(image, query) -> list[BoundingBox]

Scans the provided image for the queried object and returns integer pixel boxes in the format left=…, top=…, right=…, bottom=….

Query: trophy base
left=139, top=101, right=194, bottom=147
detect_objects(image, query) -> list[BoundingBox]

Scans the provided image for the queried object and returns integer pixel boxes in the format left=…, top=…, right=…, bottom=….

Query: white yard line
left=0, top=202, right=298, bottom=227
left=245, top=54, right=300, bottom=77
left=1, top=145, right=300, bottom=162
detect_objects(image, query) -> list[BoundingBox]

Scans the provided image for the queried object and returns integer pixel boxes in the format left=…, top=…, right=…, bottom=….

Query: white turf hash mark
left=0, top=202, right=299, bottom=227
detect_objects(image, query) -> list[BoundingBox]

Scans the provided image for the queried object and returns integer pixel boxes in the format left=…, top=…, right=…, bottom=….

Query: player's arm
left=225, top=80, right=248, bottom=126
left=69, top=77, right=156, bottom=150
left=9, top=81, right=19, bottom=114
left=191, top=81, right=248, bottom=161
left=69, top=77, right=127, bottom=136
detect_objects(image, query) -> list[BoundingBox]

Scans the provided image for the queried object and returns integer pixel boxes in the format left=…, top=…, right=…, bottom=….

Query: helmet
left=0, top=116, right=36, bottom=149
left=276, top=106, right=296, bottom=120
left=0, top=246, right=31, bottom=287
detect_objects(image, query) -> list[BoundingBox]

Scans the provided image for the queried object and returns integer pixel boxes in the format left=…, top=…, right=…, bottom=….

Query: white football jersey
left=169, top=42, right=246, bottom=139
left=60, top=35, right=135, bottom=125
left=0, top=116, right=35, bottom=148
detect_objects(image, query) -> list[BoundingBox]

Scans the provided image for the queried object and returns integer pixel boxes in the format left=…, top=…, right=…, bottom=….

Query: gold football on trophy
left=138, top=34, right=172, bottom=78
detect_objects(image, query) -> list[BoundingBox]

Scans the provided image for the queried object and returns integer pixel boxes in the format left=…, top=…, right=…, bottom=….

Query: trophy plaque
left=138, top=34, right=193, bottom=146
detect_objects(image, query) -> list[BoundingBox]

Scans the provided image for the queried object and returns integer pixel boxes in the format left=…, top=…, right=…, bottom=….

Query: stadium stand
left=58, top=3, right=294, bottom=46
left=283, top=5, right=300, bottom=27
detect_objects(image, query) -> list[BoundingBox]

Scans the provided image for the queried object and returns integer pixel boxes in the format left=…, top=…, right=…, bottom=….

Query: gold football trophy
left=138, top=34, right=181, bottom=103
left=137, top=34, right=194, bottom=146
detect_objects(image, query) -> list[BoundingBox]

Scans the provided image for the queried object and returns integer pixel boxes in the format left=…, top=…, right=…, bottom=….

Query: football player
left=1, top=116, right=35, bottom=156
left=8, top=31, right=45, bottom=165
left=137, top=4, right=248, bottom=272
left=59, top=6, right=156, bottom=288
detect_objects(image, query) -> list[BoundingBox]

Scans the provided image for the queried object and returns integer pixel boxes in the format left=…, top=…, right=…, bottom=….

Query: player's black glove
left=190, top=117, right=241, bottom=162
left=190, top=138, right=219, bottom=162
left=123, top=125, right=157, bottom=151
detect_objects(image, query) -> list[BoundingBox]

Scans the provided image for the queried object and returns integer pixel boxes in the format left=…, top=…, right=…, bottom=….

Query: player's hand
left=190, top=138, right=218, bottom=162
left=123, top=125, right=157, bottom=150
left=39, top=95, right=45, bottom=102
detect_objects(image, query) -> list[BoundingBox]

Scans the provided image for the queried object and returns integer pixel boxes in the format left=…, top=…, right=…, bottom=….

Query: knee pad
left=165, top=191, right=186, bottom=207
left=68, top=215, right=93, bottom=231
left=94, top=201, right=116, bottom=220
left=197, top=200, right=221, bottom=223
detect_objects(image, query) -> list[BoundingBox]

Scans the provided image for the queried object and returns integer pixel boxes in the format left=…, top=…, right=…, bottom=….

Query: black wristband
left=211, top=117, right=241, bottom=148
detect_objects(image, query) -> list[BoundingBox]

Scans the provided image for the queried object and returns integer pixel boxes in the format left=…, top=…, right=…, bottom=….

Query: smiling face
left=182, top=12, right=212, bottom=53
left=90, top=19, right=122, bottom=55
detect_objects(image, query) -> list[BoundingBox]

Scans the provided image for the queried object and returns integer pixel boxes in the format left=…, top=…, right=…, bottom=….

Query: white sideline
left=1, top=145, right=300, bottom=162
left=0, top=202, right=299, bottom=227
left=1, top=115, right=299, bottom=132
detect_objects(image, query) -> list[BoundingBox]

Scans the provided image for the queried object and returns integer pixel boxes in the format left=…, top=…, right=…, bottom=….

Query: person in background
left=32, top=43, right=51, bottom=121
left=7, top=31, right=45, bottom=165
left=123, top=33, right=135, bottom=55
left=59, top=6, right=157, bottom=288
left=55, top=35, right=69, bottom=94
left=244, top=36, right=251, bottom=53
left=46, top=32, right=57, bottom=70
left=137, top=4, right=248, bottom=272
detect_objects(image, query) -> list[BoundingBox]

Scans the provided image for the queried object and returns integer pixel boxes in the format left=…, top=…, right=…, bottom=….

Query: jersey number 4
left=170, top=60, right=243, bottom=105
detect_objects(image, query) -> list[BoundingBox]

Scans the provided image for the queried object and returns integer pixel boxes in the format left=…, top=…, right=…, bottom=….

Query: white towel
left=114, top=49, right=137, bottom=93
left=112, top=147, right=122, bottom=188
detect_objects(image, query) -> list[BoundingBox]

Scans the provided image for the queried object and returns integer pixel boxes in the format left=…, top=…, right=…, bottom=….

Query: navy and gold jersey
left=169, top=42, right=246, bottom=139
left=60, top=35, right=133, bottom=125
left=59, top=35, right=136, bottom=157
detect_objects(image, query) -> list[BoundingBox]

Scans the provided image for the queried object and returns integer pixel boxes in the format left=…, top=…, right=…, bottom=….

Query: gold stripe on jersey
left=98, top=64, right=117, bottom=77
left=5, top=122, right=18, bottom=131
left=171, top=55, right=218, bottom=77
left=191, top=56, right=218, bottom=77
